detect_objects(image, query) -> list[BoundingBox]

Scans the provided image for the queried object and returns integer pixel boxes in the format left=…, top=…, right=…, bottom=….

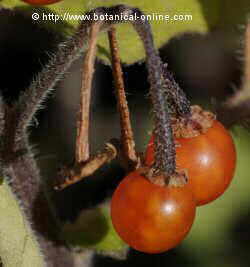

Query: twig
left=108, top=26, right=138, bottom=170
left=15, top=8, right=108, bottom=142
left=244, top=22, right=250, bottom=86
left=55, top=143, right=117, bottom=190
left=75, top=22, right=102, bottom=163
left=2, top=9, right=108, bottom=266
left=0, top=4, right=181, bottom=266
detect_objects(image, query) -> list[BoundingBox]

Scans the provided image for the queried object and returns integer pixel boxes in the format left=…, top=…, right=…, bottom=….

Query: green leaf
left=0, top=180, right=45, bottom=267
left=0, top=0, right=219, bottom=64
left=62, top=201, right=128, bottom=255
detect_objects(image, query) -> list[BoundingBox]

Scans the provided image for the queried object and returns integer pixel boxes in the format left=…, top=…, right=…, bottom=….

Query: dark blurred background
left=1, top=6, right=250, bottom=267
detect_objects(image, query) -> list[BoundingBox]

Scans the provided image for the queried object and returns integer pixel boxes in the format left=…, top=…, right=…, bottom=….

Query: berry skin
left=146, top=120, right=236, bottom=206
left=111, top=171, right=196, bottom=254
left=22, top=0, right=61, bottom=5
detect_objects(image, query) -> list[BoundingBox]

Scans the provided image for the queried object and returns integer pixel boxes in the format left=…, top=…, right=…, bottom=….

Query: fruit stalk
left=55, top=142, right=117, bottom=190
left=131, top=11, right=176, bottom=175
left=76, top=21, right=102, bottom=163
left=0, top=9, right=108, bottom=266
left=108, top=26, right=138, bottom=170
left=161, top=64, right=191, bottom=117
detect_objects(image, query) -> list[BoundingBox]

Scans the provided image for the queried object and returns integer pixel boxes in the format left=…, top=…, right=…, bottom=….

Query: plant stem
left=162, top=64, right=191, bottom=117
left=15, top=8, right=108, bottom=141
left=244, top=22, right=250, bottom=87
left=0, top=6, right=189, bottom=265
left=55, top=143, right=117, bottom=190
left=2, top=132, right=73, bottom=266
left=75, top=22, right=101, bottom=163
left=108, top=26, right=138, bottom=170
left=1, top=11, right=107, bottom=266
left=131, top=12, right=176, bottom=175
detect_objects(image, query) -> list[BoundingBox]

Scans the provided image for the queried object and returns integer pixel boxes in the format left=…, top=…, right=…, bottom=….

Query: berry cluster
left=111, top=105, right=236, bottom=254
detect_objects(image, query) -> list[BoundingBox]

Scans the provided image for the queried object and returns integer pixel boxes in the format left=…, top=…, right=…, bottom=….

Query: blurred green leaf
left=0, top=0, right=220, bottom=64
left=1, top=0, right=250, bottom=63
left=0, top=180, right=45, bottom=266
left=183, top=126, right=250, bottom=263
left=62, top=201, right=128, bottom=254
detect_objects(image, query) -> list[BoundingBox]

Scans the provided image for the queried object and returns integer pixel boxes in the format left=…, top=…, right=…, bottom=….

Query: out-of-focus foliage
left=183, top=126, right=250, bottom=266
left=0, top=1, right=250, bottom=266
left=0, top=0, right=220, bottom=64
left=0, top=181, right=45, bottom=267
left=1, top=0, right=249, bottom=64
left=62, top=201, right=128, bottom=254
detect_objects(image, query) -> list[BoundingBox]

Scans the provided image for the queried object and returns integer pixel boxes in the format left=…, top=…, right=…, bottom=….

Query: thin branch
left=0, top=9, right=109, bottom=266
left=14, top=8, right=109, bottom=143
left=75, top=22, right=102, bottom=163
left=0, top=6, right=185, bottom=264
left=108, top=26, right=138, bottom=170
left=244, top=21, right=250, bottom=86
left=55, top=143, right=117, bottom=190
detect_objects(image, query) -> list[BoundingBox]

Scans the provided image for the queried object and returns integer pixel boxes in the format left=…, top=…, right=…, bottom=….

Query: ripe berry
left=22, top=0, right=61, bottom=5
left=111, top=171, right=196, bottom=253
left=146, top=116, right=236, bottom=206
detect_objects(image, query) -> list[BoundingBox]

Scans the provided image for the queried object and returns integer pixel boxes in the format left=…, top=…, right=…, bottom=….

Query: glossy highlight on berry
left=146, top=120, right=236, bottom=206
left=111, top=171, right=196, bottom=253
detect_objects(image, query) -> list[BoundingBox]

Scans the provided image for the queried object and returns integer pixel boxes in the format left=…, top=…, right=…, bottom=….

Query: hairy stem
left=15, top=5, right=179, bottom=177
left=0, top=10, right=108, bottom=267
left=0, top=5, right=189, bottom=265
left=131, top=10, right=176, bottom=175
left=15, top=8, right=109, bottom=140
left=2, top=136, right=73, bottom=267
left=162, top=64, right=191, bottom=116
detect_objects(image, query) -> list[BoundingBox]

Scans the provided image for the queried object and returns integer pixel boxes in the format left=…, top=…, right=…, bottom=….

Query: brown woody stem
left=108, top=26, right=138, bottom=170
left=75, top=22, right=101, bottom=163
left=243, top=22, right=250, bottom=86
left=54, top=143, right=117, bottom=190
